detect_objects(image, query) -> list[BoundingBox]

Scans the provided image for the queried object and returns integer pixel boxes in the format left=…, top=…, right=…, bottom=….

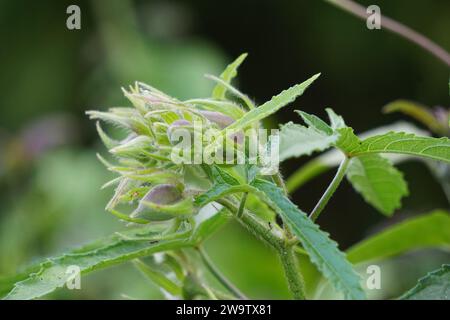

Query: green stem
left=197, top=246, right=248, bottom=300
left=216, top=198, right=305, bottom=299
left=216, top=198, right=284, bottom=249
left=309, top=157, right=349, bottom=221
left=272, top=173, right=288, bottom=195
left=279, top=247, right=305, bottom=300
left=237, top=193, right=248, bottom=218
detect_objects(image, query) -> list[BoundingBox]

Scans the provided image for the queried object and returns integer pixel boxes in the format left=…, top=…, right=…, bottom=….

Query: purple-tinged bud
left=199, top=111, right=234, bottom=129
left=142, top=184, right=182, bottom=205
left=132, top=184, right=183, bottom=221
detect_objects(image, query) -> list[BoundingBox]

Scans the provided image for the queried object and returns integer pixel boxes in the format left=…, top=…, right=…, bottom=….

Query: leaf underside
left=346, top=154, right=409, bottom=215
left=279, top=122, right=338, bottom=161
left=349, top=132, right=450, bottom=164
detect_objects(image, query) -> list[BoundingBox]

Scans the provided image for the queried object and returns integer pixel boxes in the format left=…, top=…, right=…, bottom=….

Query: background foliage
left=0, top=0, right=449, bottom=299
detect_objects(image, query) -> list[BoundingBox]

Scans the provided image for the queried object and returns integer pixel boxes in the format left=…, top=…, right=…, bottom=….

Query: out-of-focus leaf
left=346, top=154, right=409, bottom=215
left=250, top=179, right=366, bottom=300
left=347, top=211, right=450, bottom=264
left=400, top=264, right=450, bottom=300
left=133, top=259, right=181, bottom=296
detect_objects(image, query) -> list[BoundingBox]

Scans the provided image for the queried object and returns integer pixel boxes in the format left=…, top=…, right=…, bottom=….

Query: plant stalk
left=325, top=0, right=450, bottom=67
left=278, top=247, right=305, bottom=300
left=216, top=198, right=305, bottom=299
left=309, top=157, right=349, bottom=221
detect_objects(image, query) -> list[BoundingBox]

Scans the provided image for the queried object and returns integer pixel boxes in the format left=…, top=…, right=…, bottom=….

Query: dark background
left=0, top=0, right=448, bottom=299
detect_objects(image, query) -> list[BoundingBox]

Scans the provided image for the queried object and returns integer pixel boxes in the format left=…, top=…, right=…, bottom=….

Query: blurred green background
left=0, top=0, right=449, bottom=299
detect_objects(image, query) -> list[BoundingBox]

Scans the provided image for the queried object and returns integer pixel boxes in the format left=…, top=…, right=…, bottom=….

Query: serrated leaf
left=285, top=121, right=429, bottom=193
left=279, top=122, right=338, bottom=161
left=325, top=108, right=346, bottom=129
left=347, top=210, right=450, bottom=264
left=195, top=166, right=250, bottom=207
left=250, top=179, right=366, bottom=300
left=296, top=110, right=333, bottom=135
left=335, top=127, right=361, bottom=153
left=211, top=166, right=240, bottom=185
left=348, top=132, right=450, bottom=164
left=400, top=264, right=450, bottom=300
left=346, top=154, right=409, bottom=215
left=225, top=74, right=320, bottom=135
left=2, top=207, right=230, bottom=300
left=3, top=229, right=192, bottom=300
left=212, top=53, right=248, bottom=100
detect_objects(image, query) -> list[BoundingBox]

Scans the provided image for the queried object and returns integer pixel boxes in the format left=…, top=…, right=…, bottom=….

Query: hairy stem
left=309, top=157, right=349, bottom=221
left=325, top=0, right=450, bottom=66
left=217, top=198, right=284, bottom=249
left=216, top=198, right=305, bottom=299
left=272, top=173, right=288, bottom=195
left=197, top=246, right=248, bottom=300
left=279, top=247, right=305, bottom=300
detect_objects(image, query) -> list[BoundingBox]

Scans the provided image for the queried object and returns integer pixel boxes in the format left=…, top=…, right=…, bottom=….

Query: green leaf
left=185, top=98, right=245, bottom=120
left=133, top=259, right=181, bottom=296
left=191, top=207, right=230, bottom=243
left=296, top=110, right=333, bottom=135
left=279, top=122, right=338, bottom=161
left=250, top=178, right=366, bottom=300
left=346, top=154, right=409, bottom=215
left=3, top=228, right=192, bottom=300
left=195, top=184, right=248, bottom=207
left=224, top=73, right=320, bottom=135
left=348, top=132, right=450, bottom=164
left=212, top=53, right=248, bottom=100
left=347, top=210, right=450, bottom=264
left=2, top=206, right=231, bottom=300
left=335, top=127, right=361, bottom=153
left=96, top=121, right=119, bottom=149
left=285, top=121, right=430, bottom=192
left=211, top=166, right=240, bottom=185
left=400, top=264, right=450, bottom=300
left=195, top=166, right=250, bottom=206
left=325, top=108, right=346, bottom=129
